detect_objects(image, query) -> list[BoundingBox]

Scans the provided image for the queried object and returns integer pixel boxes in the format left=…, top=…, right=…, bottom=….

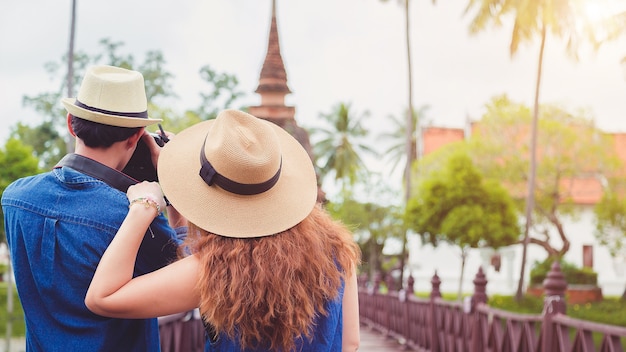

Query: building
left=248, top=0, right=325, bottom=203
left=408, top=121, right=626, bottom=296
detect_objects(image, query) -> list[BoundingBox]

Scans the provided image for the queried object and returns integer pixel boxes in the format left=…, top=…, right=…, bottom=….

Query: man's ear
left=67, top=114, right=76, bottom=137
left=127, top=128, right=145, bottom=148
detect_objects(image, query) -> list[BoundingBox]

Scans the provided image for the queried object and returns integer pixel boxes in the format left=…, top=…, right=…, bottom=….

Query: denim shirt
left=2, top=166, right=182, bottom=352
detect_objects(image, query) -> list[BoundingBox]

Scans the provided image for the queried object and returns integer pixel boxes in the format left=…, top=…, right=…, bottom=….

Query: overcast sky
left=1, top=0, right=625, bottom=172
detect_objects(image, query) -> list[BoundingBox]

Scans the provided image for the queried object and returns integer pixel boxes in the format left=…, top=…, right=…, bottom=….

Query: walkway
left=359, top=324, right=409, bottom=351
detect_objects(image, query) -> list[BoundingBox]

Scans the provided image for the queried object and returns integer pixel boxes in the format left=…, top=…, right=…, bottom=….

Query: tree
left=19, top=39, right=178, bottom=168
left=377, top=104, right=430, bottom=287
left=379, top=0, right=437, bottom=291
left=0, top=139, right=41, bottom=243
left=593, top=157, right=626, bottom=298
left=194, top=65, right=246, bottom=121
left=327, top=195, right=404, bottom=285
left=464, top=0, right=612, bottom=300
left=378, top=105, right=430, bottom=176
left=310, top=102, right=377, bottom=198
left=406, top=148, right=520, bottom=299
left=468, top=96, right=618, bottom=256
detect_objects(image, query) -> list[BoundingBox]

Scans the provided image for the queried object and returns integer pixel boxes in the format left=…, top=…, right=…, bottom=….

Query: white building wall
left=406, top=206, right=625, bottom=297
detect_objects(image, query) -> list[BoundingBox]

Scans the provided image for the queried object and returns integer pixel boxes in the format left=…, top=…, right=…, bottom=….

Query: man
left=2, top=65, right=185, bottom=351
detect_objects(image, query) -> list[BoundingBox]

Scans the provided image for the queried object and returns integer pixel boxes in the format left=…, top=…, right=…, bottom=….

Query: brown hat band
left=75, top=99, right=149, bottom=119
left=198, top=138, right=282, bottom=196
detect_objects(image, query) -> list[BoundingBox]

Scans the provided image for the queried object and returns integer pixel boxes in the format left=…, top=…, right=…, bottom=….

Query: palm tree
left=378, top=105, right=430, bottom=282
left=310, top=102, right=377, bottom=198
left=378, top=0, right=436, bottom=289
left=464, top=0, right=612, bottom=300
left=379, top=105, right=430, bottom=176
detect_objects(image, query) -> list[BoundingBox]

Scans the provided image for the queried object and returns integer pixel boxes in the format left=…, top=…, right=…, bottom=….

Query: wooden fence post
left=540, top=261, right=567, bottom=352
left=470, top=266, right=488, bottom=352
left=429, top=271, right=441, bottom=351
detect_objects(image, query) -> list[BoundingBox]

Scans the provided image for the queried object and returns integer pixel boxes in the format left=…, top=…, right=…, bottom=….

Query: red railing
left=359, top=262, right=626, bottom=352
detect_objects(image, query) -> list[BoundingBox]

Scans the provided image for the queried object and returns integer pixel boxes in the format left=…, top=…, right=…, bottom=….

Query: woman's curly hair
left=182, top=204, right=361, bottom=351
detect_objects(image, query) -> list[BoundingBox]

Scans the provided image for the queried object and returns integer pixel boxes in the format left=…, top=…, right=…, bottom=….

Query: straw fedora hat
left=158, top=109, right=318, bottom=238
left=61, top=65, right=161, bottom=128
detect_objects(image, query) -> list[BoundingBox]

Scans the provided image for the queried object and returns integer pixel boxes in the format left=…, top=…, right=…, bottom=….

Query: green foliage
left=377, top=105, right=429, bottom=175
left=326, top=195, right=404, bottom=278
left=594, top=191, right=626, bottom=258
left=466, top=95, right=618, bottom=258
left=16, top=38, right=246, bottom=170
left=194, top=65, right=246, bottom=121
left=406, top=148, right=520, bottom=249
left=0, top=139, right=41, bottom=242
left=310, top=103, right=378, bottom=195
left=529, top=257, right=598, bottom=286
left=0, top=283, right=25, bottom=337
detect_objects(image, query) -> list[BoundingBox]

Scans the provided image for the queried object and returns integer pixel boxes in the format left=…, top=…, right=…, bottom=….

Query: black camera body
left=122, top=127, right=169, bottom=181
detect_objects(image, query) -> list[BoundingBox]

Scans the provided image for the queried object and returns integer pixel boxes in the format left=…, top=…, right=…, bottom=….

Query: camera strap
left=55, top=153, right=138, bottom=193
left=55, top=153, right=178, bottom=268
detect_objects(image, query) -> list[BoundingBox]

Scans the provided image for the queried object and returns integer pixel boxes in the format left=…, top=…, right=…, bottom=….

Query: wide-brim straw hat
left=158, top=109, right=318, bottom=238
left=61, top=65, right=161, bottom=128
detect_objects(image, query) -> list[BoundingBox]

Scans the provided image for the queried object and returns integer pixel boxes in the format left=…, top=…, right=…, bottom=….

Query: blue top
left=205, top=281, right=345, bottom=352
left=2, top=166, right=183, bottom=352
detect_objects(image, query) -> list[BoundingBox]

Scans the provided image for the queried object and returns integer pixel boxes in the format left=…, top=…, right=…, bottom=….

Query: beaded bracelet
left=129, top=196, right=161, bottom=215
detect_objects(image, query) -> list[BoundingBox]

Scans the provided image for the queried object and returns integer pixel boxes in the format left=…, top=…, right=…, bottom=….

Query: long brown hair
left=182, top=204, right=361, bottom=351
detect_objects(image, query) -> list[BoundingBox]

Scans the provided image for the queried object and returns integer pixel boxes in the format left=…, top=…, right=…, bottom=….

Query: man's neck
left=74, top=143, right=130, bottom=172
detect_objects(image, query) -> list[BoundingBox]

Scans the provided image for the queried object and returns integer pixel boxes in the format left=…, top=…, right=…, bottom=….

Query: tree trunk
left=66, top=0, right=77, bottom=154
left=458, top=247, right=467, bottom=301
left=399, top=0, right=414, bottom=291
left=516, top=24, right=547, bottom=301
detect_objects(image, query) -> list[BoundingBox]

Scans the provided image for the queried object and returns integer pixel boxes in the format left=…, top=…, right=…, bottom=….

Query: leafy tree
left=18, top=39, right=177, bottom=168
left=378, top=105, right=430, bottom=176
left=406, top=149, right=520, bottom=299
left=194, top=65, right=246, bottom=121
left=594, top=174, right=626, bottom=298
left=310, top=102, right=377, bottom=198
left=467, top=96, right=618, bottom=259
left=327, top=194, right=405, bottom=285
left=377, top=104, right=431, bottom=285
left=0, top=139, right=41, bottom=242
left=464, top=0, right=620, bottom=300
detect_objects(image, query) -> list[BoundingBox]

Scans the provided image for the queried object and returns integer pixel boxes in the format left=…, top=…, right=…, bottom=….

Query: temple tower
left=249, top=0, right=325, bottom=202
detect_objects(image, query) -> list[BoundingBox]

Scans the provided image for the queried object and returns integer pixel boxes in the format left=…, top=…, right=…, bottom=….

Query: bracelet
left=129, top=197, right=161, bottom=215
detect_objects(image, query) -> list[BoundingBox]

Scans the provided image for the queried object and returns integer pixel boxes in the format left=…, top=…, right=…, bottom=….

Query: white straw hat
left=61, top=65, right=161, bottom=128
left=158, top=109, right=318, bottom=238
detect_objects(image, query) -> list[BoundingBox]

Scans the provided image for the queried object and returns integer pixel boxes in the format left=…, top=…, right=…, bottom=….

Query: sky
left=1, top=0, right=625, bottom=186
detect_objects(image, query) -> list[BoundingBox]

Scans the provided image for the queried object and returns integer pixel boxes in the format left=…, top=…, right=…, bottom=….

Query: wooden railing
left=359, top=262, right=626, bottom=351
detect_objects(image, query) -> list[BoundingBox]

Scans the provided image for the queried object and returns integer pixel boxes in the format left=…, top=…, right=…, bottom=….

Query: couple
left=2, top=65, right=361, bottom=351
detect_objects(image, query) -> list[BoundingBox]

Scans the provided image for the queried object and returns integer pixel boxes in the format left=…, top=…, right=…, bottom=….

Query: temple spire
left=255, top=0, right=291, bottom=100
left=248, top=0, right=326, bottom=203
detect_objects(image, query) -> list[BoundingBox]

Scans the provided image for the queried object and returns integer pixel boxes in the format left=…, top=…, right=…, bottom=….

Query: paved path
left=359, top=324, right=410, bottom=351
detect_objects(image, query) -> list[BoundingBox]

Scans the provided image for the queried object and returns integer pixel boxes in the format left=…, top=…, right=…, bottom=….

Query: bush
left=529, top=257, right=597, bottom=286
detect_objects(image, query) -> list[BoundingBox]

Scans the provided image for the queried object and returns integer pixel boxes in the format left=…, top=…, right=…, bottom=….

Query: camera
left=122, top=125, right=169, bottom=181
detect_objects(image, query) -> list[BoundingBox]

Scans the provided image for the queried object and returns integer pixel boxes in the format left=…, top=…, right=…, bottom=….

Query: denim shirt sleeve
left=133, top=211, right=181, bottom=274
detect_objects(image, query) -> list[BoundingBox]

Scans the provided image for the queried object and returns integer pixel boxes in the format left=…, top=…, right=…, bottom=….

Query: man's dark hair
left=70, top=115, right=141, bottom=148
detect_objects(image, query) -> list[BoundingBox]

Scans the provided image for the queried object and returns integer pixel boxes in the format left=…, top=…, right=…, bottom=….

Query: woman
left=85, top=109, right=361, bottom=351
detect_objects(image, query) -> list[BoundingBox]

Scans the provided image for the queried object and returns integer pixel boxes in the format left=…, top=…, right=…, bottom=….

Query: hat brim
left=158, top=119, right=318, bottom=238
left=62, top=98, right=162, bottom=128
